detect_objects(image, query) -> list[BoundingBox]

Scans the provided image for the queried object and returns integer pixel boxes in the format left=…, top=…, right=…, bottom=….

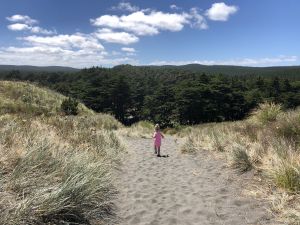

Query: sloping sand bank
left=113, top=136, right=278, bottom=225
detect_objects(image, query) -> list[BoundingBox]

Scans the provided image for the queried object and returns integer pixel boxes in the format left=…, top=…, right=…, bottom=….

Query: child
left=153, top=124, right=164, bottom=157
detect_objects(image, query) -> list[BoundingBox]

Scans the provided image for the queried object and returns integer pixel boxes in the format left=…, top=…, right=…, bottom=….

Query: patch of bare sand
left=112, top=136, right=279, bottom=225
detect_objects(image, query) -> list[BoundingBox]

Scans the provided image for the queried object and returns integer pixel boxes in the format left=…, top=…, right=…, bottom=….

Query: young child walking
left=153, top=124, right=164, bottom=157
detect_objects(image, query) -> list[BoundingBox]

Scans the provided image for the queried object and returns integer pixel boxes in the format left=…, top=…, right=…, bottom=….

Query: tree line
left=1, top=65, right=300, bottom=127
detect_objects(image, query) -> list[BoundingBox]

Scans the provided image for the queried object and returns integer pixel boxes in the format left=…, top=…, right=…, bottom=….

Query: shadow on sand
left=157, top=154, right=169, bottom=158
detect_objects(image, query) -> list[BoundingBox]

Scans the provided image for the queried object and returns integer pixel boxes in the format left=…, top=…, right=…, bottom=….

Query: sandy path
left=113, top=136, right=277, bottom=225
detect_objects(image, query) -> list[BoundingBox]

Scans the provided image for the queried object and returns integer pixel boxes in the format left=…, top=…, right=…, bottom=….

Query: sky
left=0, top=0, right=299, bottom=68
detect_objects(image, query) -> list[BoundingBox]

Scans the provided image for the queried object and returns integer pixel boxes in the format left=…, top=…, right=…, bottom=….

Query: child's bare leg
left=154, top=146, right=157, bottom=154
left=157, top=146, right=161, bottom=156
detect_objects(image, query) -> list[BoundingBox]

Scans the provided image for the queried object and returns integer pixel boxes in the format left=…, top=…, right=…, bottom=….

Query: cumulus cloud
left=121, top=47, right=135, bottom=52
left=0, top=32, right=138, bottom=68
left=4, top=13, right=139, bottom=67
left=111, top=2, right=139, bottom=12
left=6, top=14, right=38, bottom=25
left=21, top=34, right=104, bottom=50
left=7, top=23, right=31, bottom=31
left=205, top=2, right=238, bottom=21
left=2, top=2, right=241, bottom=67
left=6, top=14, right=56, bottom=34
left=93, top=3, right=235, bottom=39
left=94, top=28, right=139, bottom=44
left=149, top=56, right=298, bottom=67
left=0, top=46, right=137, bottom=68
left=8, top=23, right=56, bottom=35
left=91, top=11, right=190, bottom=36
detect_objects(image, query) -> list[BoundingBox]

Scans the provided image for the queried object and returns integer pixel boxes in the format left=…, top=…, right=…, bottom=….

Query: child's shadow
left=158, top=154, right=169, bottom=158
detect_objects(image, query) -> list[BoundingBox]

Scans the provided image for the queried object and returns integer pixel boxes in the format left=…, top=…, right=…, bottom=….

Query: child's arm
left=161, top=133, right=165, bottom=138
left=152, top=132, right=156, bottom=138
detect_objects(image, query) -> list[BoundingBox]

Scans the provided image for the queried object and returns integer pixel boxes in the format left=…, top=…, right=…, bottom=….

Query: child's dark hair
left=155, top=124, right=160, bottom=131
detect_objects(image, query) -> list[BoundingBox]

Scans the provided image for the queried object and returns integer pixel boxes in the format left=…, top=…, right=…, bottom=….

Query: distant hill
left=1, top=63, right=300, bottom=77
left=0, top=65, right=79, bottom=73
left=143, top=64, right=300, bottom=76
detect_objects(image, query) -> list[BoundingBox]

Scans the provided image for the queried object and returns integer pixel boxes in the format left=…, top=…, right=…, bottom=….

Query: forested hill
left=1, top=64, right=300, bottom=77
left=1, top=64, right=300, bottom=127
left=146, top=64, right=300, bottom=77
left=0, top=65, right=79, bottom=73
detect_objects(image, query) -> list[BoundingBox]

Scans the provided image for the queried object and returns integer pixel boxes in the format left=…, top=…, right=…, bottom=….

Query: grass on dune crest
left=118, top=120, right=154, bottom=138
left=0, top=80, right=93, bottom=116
left=179, top=102, right=300, bottom=223
left=0, top=81, right=124, bottom=224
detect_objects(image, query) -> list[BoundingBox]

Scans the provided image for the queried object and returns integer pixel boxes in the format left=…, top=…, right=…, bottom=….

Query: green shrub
left=61, top=97, right=79, bottom=115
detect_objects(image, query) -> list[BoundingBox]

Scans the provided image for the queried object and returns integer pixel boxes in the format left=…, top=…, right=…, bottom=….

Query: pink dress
left=153, top=131, right=162, bottom=147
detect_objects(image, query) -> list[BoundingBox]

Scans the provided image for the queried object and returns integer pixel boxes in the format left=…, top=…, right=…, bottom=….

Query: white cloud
left=170, top=4, right=180, bottom=10
left=3, top=13, right=139, bottom=67
left=6, top=14, right=38, bottom=25
left=8, top=23, right=56, bottom=35
left=149, top=56, right=298, bottom=67
left=111, top=2, right=139, bottom=12
left=94, top=29, right=139, bottom=45
left=6, top=15, right=56, bottom=34
left=189, top=8, right=208, bottom=30
left=205, top=2, right=238, bottom=21
left=7, top=23, right=30, bottom=31
left=30, top=26, right=56, bottom=35
left=91, top=10, right=190, bottom=36
left=121, top=47, right=135, bottom=52
left=21, top=34, right=104, bottom=50
left=0, top=45, right=138, bottom=68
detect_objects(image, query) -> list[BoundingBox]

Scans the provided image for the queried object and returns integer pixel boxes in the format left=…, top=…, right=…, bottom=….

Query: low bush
left=61, top=97, right=79, bottom=115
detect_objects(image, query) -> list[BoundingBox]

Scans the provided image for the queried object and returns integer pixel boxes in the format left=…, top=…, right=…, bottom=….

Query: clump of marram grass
left=181, top=136, right=198, bottom=154
left=250, top=102, right=282, bottom=125
left=2, top=139, right=115, bottom=224
left=230, top=145, right=252, bottom=173
left=209, top=130, right=226, bottom=152
left=273, top=161, right=300, bottom=193
left=274, top=109, right=300, bottom=142
left=0, top=115, right=123, bottom=225
left=264, top=139, right=300, bottom=193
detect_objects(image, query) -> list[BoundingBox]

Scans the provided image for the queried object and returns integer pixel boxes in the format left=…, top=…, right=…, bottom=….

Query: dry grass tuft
left=230, top=145, right=252, bottom=173
left=250, top=102, right=282, bottom=125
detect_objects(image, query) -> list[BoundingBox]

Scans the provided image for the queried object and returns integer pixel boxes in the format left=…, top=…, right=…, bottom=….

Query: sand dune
left=112, top=136, right=279, bottom=225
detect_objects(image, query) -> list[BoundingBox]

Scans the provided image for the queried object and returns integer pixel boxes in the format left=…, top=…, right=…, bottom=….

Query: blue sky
left=0, top=0, right=299, bottom=68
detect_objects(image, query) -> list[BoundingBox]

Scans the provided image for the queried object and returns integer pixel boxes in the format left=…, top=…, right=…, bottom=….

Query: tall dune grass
left=0, top=81, right=124, bottom=224
left=118, top=120, right=154, bottom=138
left=180, top=102, right=300, bottom=223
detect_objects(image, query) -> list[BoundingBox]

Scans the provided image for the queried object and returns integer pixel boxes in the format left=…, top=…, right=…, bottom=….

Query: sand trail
left=113, top=136, right=277, bottom=225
